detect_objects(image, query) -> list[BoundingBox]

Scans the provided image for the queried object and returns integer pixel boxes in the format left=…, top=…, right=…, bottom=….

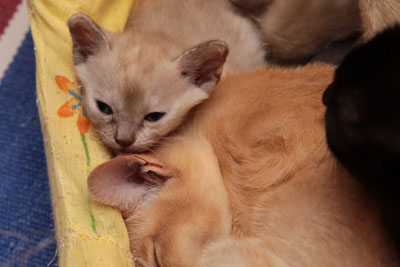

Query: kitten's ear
left=178, top=40, right=229, bottom=93
left=67, top=13, right=110, bottom=65
left=87, top=154, right=176, bottom=212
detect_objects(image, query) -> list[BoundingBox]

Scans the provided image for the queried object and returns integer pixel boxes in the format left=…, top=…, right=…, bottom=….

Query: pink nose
left=115, top=138, right=133, bottom=148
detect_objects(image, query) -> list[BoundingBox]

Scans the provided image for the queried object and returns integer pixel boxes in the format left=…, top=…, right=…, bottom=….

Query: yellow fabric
left=27, top=0, right=137, bottom=265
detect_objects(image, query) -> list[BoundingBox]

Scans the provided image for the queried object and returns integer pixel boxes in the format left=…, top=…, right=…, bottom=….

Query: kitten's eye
left=144, top=112, right=166, bottom=122
left=96, top=100, right=113, bottom=115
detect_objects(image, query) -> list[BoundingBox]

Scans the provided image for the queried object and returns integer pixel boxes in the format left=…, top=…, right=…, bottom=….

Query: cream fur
left=69, top=0, right=266, bottom=153
left=359, top=0, right=400, bottom=40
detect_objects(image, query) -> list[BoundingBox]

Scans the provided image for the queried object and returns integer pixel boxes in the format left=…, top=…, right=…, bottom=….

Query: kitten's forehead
left=110, top=30, right=180, bottom=75
left=80, top=30, right=188, bottom=116
left=109, top=33, right=187, bottom=99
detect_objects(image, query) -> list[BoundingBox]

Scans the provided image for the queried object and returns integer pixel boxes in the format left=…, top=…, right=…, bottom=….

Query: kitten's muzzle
left=116, top=138, right=134, bottom=148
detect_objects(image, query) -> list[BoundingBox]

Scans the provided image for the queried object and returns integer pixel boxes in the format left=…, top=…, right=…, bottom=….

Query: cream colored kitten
left=67, top=0, right=266, bottom=152
left=88, top=64, right=397, bottom=266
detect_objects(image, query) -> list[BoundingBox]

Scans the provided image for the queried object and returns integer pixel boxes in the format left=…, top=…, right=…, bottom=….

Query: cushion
left=27, top=0, right=137, bottom=265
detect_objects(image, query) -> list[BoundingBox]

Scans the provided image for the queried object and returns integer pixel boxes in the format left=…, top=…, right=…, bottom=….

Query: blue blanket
left=0, top=31, right=57, bottom=266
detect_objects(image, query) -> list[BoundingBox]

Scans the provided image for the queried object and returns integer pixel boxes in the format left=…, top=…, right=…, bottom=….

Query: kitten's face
left=68, top=13, right=228, bottom=152
left=76, top=44, right=208, bottom=152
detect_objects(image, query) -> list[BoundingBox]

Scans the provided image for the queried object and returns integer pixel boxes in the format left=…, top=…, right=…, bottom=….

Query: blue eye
left=96, top=100, right=113, bottom=115
left=144, top=112, right=165, bottom=122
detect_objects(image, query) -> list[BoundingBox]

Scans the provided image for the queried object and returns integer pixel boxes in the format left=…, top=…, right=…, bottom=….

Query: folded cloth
left=27, top=0, right=136, bottom=265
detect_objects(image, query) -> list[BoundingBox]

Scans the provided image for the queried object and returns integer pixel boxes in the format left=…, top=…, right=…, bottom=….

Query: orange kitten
left=89, top=64, right=397, bottom=266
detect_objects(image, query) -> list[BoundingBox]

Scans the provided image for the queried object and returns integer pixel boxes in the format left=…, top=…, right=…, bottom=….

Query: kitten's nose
left=115, top=138, right=134, bottom=148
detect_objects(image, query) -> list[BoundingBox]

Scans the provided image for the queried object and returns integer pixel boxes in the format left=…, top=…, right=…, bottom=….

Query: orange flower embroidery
left=55, top=75, right=97, bottom=232
left=56, top=75, right=90, bottom=134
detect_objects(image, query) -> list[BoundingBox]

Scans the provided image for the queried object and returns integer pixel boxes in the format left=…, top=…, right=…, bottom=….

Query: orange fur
left=89, top=64, right=397, bottom=266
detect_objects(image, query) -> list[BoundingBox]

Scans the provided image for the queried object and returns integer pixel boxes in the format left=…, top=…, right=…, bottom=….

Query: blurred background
left=0, top=0, right=57, bottom=266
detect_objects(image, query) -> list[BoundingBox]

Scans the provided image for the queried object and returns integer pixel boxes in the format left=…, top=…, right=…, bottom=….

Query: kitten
left=67, top=0, right=266, bottom=153
left=88, top=64, right=396, bottom=266
left=231, top=0, right=361, bottom=64
left=324, top=25, right=400, bottom=252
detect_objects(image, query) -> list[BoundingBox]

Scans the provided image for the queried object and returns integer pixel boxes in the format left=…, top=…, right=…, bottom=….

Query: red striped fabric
left=0, top=0, right=23, bottom=36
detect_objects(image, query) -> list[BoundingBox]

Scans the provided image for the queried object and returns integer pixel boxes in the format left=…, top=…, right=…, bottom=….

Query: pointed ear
left=178, top=40, right=229, bottom=93
left=67, top=13, right=110, bottom=65
left=87, top=154, right=176, bottom=212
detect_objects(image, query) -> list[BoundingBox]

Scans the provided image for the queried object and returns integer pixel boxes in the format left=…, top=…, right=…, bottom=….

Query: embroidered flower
left=56, top=75, right=90, bottom=134
left=55, top=75, right=97, bottom=232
